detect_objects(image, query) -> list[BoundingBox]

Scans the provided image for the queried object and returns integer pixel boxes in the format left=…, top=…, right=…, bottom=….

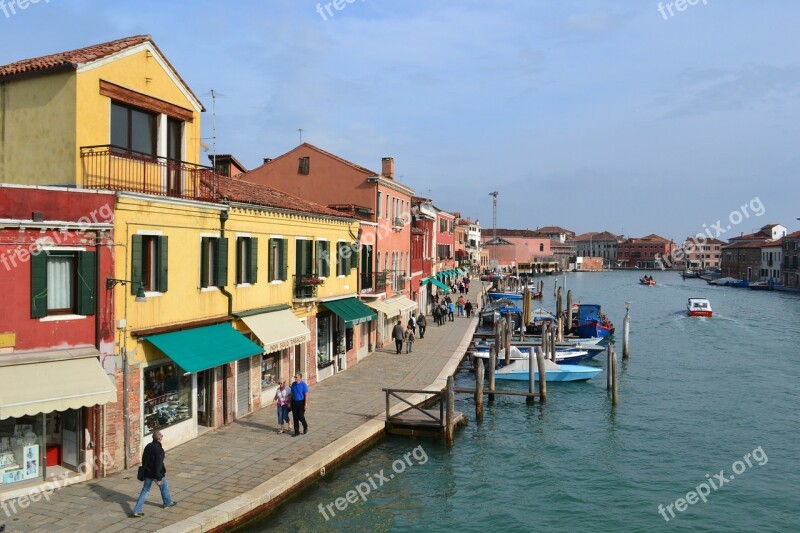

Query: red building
left=0, top=185, right=118, bottom=495
left=482, top=229, right=551, bottom=268
left=434, top=207, right=456, bottom=276
left=617, top=234, right=676, bottom=269
left=411, top=197, right=436, bottom=311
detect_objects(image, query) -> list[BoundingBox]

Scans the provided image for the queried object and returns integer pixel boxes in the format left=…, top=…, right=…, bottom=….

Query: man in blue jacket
left=131, top=430, right=176, bottom=517
left=291, top=373, right=309, bottom=436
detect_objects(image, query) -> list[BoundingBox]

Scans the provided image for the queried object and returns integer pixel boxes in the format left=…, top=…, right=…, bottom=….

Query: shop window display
left=143, top=363, right=192, bottom=435
left=0, top=415, right=43, bottom=486
left=261, top=352, right=280, bottom=389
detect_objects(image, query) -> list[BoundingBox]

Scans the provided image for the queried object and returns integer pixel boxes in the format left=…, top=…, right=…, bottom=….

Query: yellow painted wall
left=0, top=42, right=202, bottom=187
left=0, top=72, right=76, bottom=185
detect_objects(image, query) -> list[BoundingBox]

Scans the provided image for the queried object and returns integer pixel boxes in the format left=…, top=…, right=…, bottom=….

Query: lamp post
left=105, top=277, right=146, bottom=469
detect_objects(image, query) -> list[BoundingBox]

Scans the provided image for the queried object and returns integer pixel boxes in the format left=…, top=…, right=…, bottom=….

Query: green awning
left=427, top=278, right=450, bottom=293
left=144, top=323, right=264, bottom=373
left=323, top=297, right=376, bottom=327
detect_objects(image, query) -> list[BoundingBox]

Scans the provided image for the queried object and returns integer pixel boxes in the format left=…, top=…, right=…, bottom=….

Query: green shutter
left=249, top=237, right=258, bottom=284
left=351, top=243, right=359, bottom=271
left=280, top=239, right=288, bottom=281
left=200, top=237, right=209, bottom=288
left=131, top=234, right=143, bottom=295
left=235, top=238, right=244, bottom=285
left=215, top=237, right=228, bottom=287
left=30, top=252, right=48, bottom=318
left=157, top=236, right=169, bottom=293
left=76, top=251, right=96, bottom=316
left=318, top=241, right=330, bottom=277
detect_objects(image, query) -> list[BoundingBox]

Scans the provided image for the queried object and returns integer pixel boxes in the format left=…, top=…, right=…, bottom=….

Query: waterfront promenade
left=3, top=291, right=479, bottom=533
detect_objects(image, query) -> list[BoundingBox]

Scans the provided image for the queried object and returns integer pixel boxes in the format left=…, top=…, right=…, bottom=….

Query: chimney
left=382, top=157, right=394, bottom=179
left=263, top=158, right=273, bottom=164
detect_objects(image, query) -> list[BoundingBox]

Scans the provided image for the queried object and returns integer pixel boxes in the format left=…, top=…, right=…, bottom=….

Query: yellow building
left=1, top=36, right=376, bottom=466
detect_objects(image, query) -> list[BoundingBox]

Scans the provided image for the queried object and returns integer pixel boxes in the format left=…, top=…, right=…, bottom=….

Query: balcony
left=293, top=274, right=323, bottom=300
left=360, top=271, right=388, bottom=294
left=81, top=145, right=217, bottom=201
left=392, top=217, right=404, bottom=230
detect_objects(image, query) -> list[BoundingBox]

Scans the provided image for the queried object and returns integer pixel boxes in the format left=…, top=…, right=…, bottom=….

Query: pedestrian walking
left=457, top=295, right=466, bottom=316
left=448, top=301, right=455, bottom=322
left=290, top=373, right=309, bottom=436
left=407, top=313, right=417, bottom=335
left=417, top=313, right=427, bottom=338
left=392, top=319, right=405, bottom=353
left=465, top=301, right=473, bottom=318
left=130, top=431, right=175, bottom=517
left=271, top=379, right=292, bottom=434
left=404, top=325, right=416, bottom=353
left=432, top=305, right=441, bottom=326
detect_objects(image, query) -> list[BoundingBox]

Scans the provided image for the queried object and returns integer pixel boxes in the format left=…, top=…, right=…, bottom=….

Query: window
left=269, top=238, right=288, bottom=281
left=110, top=102, right=157, bottom=156
left=385, top=195, right=389, bottom=219
left=377, top=192, right=382, bottom=218
left=539, top=243, right=545, bottom=252
left=316, top=240, right=330, bottom=277
left=200, top=237, right=228, bottom=288
left=296, top=239, right=314, bottom=275
left=235, top=237, right=258, bottom=285
left=337, top=242, right=355, bottom=276
left=31, top=251, right=96, bottom=318
left=132, top=235, right=168, bottom=293
left=143, top=363, right=192, bottom=435
left=261, top=352, right=280, bottom=389
left=298, top=157, right=310, bottom=175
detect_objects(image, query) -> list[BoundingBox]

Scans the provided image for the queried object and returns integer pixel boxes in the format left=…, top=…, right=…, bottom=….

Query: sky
left=1, top=0, right=799, bottom=242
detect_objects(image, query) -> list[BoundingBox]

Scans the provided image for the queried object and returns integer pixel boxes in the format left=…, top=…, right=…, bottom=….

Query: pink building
left=482, top=229, right=551, bottom=268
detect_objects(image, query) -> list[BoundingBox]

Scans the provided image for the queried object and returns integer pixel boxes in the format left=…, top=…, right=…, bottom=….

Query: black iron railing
left=360, top=271, right=388, bottom=293
left=294, top=273, right=322, bottom=299
left=81, top=145, right=217, bottom=201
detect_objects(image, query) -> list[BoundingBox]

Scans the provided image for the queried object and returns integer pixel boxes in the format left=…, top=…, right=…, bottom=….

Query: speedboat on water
left=472, top=344, right=592, bottom=365
left=495, top=357, right=602, bottom=382
left=687, top=297, right=713, bottom=317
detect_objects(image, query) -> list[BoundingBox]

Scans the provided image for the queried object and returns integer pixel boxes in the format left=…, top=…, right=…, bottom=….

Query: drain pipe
left=218, top=208, right=233, bottom=317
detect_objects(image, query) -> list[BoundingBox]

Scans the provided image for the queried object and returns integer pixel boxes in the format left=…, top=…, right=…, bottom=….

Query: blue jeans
left=277, top=404, right=290, bottom=425
left=133, top=476, right=173, bottom=513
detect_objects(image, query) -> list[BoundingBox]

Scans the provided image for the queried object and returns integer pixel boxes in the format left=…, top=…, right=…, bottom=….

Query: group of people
left=448, top=276, right=470, bottom=295
left=270, top=373, right=310, bottom=436
left=391, top=312, right=427, bottom=354
left=431, top=294, right=473, bottom=325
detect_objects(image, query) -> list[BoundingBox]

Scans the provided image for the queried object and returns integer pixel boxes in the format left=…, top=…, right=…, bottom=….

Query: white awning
left=385, top=296, right=418, bottom=315
left=241, top=309, right=311, bottom=353
left=365, top=299, right=400, bottom=318
left=0, top=357, right=116, bottom=420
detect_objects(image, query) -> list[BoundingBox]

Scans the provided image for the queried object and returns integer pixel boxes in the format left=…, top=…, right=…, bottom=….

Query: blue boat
left=571, top=304, right=614, bottom=338
left=495, top=358, right=602, bottom=382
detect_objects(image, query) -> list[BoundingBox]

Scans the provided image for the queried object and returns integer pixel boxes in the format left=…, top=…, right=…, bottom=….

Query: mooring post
left=527, top=347, right=535, bottom=404
left=475, top=358, right=484, bottom=421
left=611, top=350, right=619, bottom=405
left=539, top=279, right=544, bottom=296
left=550, top=323, right=557, bottom=362
left=536, top=347, right=547, bottom=402
left=606, top=341, right=613, bottom=391
left=566, top=290, right=573, bottom=334
left=504, top=316, right=512, bottom=366
left=385, top=389, right=390, bottom=421
left=623, top=302, right=631, bottom=360
left=488, top=345, right=496, bottom=404
left=554, top=278, right=558, bottom=298
left=446, top=375, right=455, bottom=447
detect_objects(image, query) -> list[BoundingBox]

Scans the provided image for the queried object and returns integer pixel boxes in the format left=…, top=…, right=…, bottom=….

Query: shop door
left=62, top=409, right=81, bottom=470
left=236, top=358, right=250, bottom=417
left=197, top=370, right=213, bottom=427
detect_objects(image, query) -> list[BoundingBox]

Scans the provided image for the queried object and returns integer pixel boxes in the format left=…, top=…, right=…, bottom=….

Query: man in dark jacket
left=130, top=431, right=175, bottom=517
left=392, top=319, right=405, bottom=354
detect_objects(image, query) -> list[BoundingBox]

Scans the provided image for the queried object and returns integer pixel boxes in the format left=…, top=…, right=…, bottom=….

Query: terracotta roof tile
left=0, top=35, right=150, bottom=79
left=532, top=226, right=575, bottom=236
left=208, top=175, right=352, bottom=219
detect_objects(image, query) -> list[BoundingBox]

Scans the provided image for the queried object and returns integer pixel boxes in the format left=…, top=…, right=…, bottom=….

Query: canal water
left=241, top=271, right=800, bottom=532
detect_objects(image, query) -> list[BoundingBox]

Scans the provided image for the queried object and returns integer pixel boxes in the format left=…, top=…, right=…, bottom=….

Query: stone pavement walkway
left=2, top=287, right=480, bottom=533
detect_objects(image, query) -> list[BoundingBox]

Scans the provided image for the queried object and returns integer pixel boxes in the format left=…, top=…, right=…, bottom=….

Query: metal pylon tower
left=489, top=191, right=498, bottom=267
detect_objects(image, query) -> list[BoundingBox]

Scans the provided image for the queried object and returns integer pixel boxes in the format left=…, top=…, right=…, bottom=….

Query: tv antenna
left=297, top=128, right=304, bottom=143
left=201, top=89, right=225, bottom=172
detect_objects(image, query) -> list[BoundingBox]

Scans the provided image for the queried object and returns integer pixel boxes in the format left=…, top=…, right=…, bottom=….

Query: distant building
left=482, top=229, right=551, bottom=269
left=681, top=237, right=726, bottom=270
left=721, top=241, right=764, bottom=281
left=760, top=241, right=782, bottom=282
left=781, top=231, right=800, bottom=288
left=617, top=234, right=677, bottom=269
left=728, top=224, right=787, bottom=243
left=572, top=231, right=624, bottom=265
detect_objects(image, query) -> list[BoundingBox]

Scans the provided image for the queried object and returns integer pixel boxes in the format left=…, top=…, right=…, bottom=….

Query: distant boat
left=639, top=277, right=656, bottom=286
left=687, top=297, right=713, bottom=317
left=707, top=277, right=742, bottom=286
left=572, top=304, right=614, bottom=338
left=682, top=269, right=701, bottom=279
left=495, top=358, right=602, bottom=382
left=749, top=280, right=778, bottom=291
left=472, top=344, right=593, bottom=365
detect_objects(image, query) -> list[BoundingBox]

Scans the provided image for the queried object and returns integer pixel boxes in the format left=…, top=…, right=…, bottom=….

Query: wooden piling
left=554, top=279, right=558, bottom=298
left=488, top=345, right=496, bottom=404
left=566, top=290, right=573, bottom=333
left=446, top=375, right=455, bottom=447
left=527, top=347, right=535, bottom=404
left=550, top=323, right=557, bottom=362
left=611, top=349, right=619, bottom=405
left=623, top=302, right=631, bottom=360
left=606, top=342, right=613, bottom=391
left=504, top=316, right=512, bottom=366
left=536, top=347, right=547, bottom=402
left=475, top=358, right=484, bottom=421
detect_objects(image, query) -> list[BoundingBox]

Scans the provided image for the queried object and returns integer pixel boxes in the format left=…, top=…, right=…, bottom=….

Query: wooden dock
left=383, top=382, right=465, bottom=444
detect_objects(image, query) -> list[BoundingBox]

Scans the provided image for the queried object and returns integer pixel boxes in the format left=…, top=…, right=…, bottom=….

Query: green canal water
left=243, top=271, right=800, bottom=532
